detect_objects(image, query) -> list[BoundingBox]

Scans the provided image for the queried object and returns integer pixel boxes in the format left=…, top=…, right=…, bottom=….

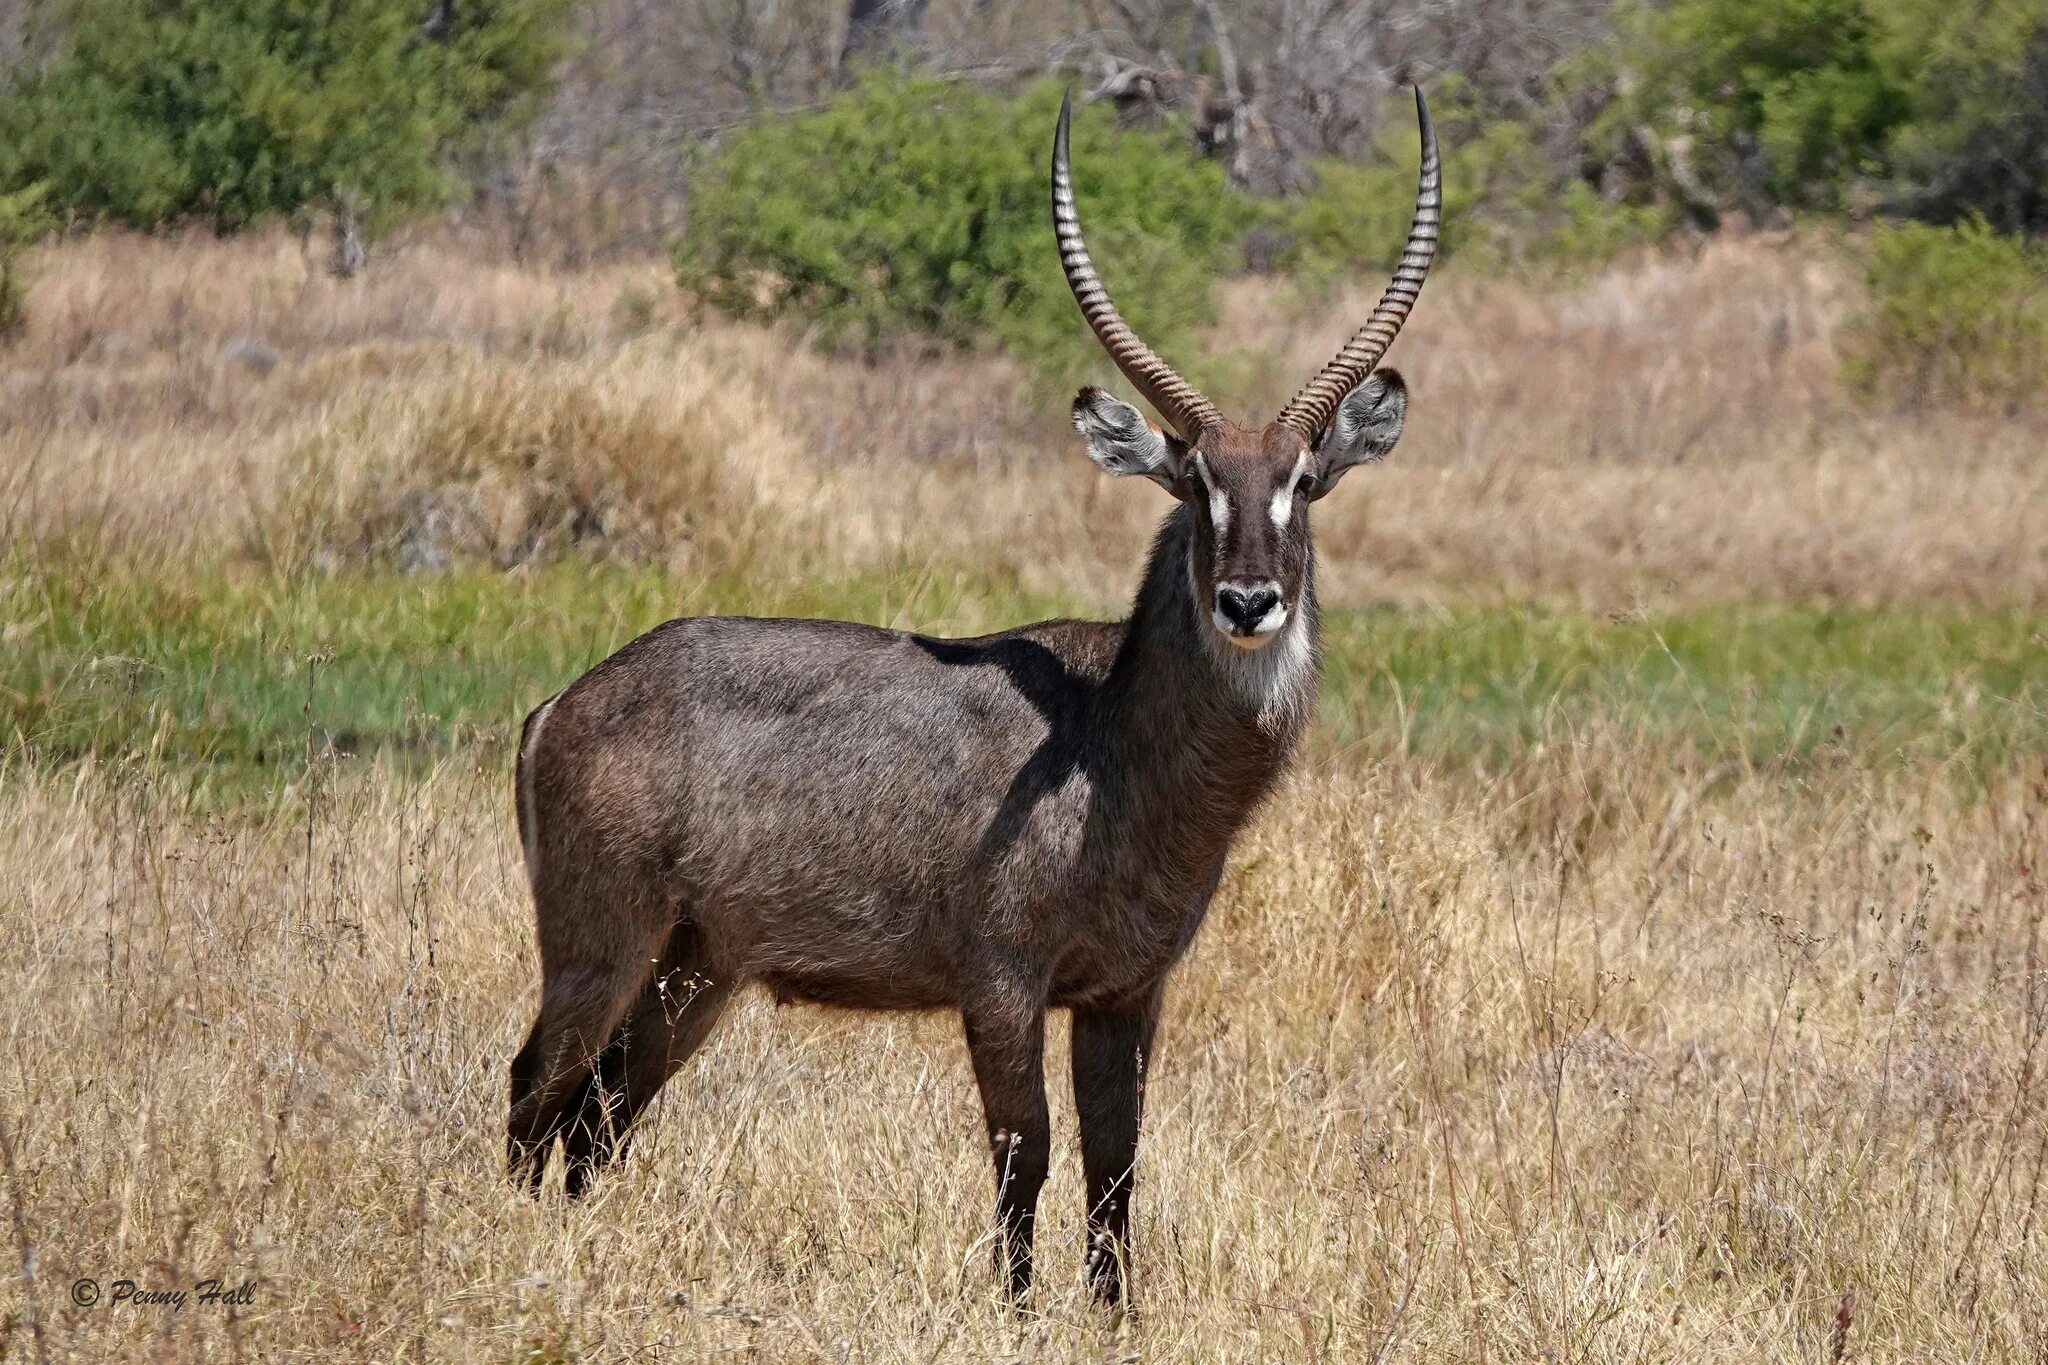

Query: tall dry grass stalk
left=4, top=229, right=2044, bottom=608
left=1, top=748, right=2043, bottom=1359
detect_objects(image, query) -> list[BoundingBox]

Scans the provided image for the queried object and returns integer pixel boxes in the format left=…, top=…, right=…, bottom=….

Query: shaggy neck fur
left=1098, top=505, right=1319, bottom=851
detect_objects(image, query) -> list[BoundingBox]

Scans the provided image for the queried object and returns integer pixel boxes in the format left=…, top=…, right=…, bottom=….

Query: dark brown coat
left=507, top=86, right=1441, bottom=1306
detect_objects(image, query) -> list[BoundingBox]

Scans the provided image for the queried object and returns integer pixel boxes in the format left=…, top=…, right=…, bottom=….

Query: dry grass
left=6, top=228, right=2046, bottom=608
left=1264, top=238, right=2048, bottom=609
left=4, top=230, right=2048, bottom=1360
left=3, top=748, right=2044, bottom=1360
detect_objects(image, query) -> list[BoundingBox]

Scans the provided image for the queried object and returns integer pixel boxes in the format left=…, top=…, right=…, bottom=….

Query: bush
left=1878, top=2, right=2048, bottom=234
left=1606, top=0, right=1908, bottom=215
left=1842, top=218, right=2048, bottom=412
left=263, top=352, right=793, bottom=574
left=1601, top=0, right=2048, bottom=232
left=1284, top=87, right=1670, bottom=278
left=0, top=184, right=51, bottom=341
left=675, top=74, right=1256, bottom=382
left=1284, top=104, right=1529, bottom=276
left=0, top=0, right=572, bottom=237
left=1524, top=183, right=1673, bottom=272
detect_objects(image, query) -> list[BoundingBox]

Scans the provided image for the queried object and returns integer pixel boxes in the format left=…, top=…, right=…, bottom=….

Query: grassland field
left=6, top=559, right=2046, bottom=787
left=2, top=230, right=2046, bottom=1361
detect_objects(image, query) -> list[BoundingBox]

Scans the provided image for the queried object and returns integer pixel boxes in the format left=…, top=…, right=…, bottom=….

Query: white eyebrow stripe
left=1270, top=453, right=1308, bottom=528
left=1196, top=452, right=1231, bottom=539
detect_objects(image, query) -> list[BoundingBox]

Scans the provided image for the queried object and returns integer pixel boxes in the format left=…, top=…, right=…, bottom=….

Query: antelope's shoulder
left=919, top=616, right=1128, bottom=686
left=548, top=611, right=1119, bottom=742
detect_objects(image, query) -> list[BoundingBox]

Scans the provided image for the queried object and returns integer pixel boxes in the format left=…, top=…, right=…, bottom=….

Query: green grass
left=5, top=558, right=2044, bottom=796
left=0, top=558, right=1071, bottom=786
left=1320, top=603, right=2048, bottom=778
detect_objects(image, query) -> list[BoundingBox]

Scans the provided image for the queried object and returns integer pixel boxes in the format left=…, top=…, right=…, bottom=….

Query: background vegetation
left=0, top=0, right=570, bottom=268
left=0, top=181, right=47, bottom=336
left=1842, top=217, right=2048, bottom=409
left=675, top=73, right=1252, bottom=377
left=5, top=0, right=2048, bottom=396
left=3, top=3, right=2048, bottom=1361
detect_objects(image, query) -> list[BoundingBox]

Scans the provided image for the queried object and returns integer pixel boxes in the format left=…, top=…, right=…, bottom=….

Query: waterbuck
left=508, top=87, right=1440, bottom=1305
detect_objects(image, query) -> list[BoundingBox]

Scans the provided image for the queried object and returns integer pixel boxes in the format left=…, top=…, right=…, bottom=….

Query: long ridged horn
left=1052, top=89, right=1222, bottom=440
left=1275, top=86, right=1441, bottom=443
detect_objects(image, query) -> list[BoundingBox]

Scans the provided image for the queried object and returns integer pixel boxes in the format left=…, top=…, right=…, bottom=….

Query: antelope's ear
left=1310, top=370, right=1407, bottom=498
left=1072, top=387, right=1182, bottom=491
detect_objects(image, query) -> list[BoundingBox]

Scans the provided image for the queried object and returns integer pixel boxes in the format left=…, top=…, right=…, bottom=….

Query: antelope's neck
left=1099, top=506, right=1319, bottom=838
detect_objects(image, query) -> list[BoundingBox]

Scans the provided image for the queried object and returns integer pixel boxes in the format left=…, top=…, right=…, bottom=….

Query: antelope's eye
left=1295, top=472, right=1317, bottom=497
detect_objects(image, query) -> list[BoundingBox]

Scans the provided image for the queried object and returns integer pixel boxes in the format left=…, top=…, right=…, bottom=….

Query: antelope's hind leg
left=506, top=924, right=667, bottom=1194
left=561, top=921, right=732, bottom=1198
left=506, top=959, right=648, bottom=1192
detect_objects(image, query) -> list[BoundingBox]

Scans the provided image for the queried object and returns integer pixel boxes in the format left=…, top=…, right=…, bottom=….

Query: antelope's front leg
left=962, top=992, right=1050, bottom=1303
left=1071, top=996, right=1159, bottom=1306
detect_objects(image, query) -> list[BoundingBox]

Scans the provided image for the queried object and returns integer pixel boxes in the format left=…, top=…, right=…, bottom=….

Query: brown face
left=1071, top=373, right=1410, bottom=652
left=1053, top=81, right=1436, bottom=651
left=1182, top=423, right=1316, bottom=649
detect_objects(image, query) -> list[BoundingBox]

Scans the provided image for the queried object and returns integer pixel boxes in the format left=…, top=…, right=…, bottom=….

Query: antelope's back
left=521, top=611, right=1126, bottom=939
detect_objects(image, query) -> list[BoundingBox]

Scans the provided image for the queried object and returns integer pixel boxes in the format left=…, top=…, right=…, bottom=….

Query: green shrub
left=1284, top=86, right=1670, bottom=279
left=0, top=183, right=51, bottom=342
left=675, top=74, right=1256, bottom=383
left=1842, top=218, right=2048, bottom=412
left=1606, top=0, right=1909, bottom=214
left=1877, top=1, right=2048, bottom=234
left=0, top=0, right=572, bottom=236
left=1523, top=183, right=1673, bottom=273
left=1600, top=0, right=2048, bottom=232
left=1284, top=112, right=1529, bottom=276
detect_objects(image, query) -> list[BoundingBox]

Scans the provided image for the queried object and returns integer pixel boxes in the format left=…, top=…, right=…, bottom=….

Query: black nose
left=1215, top=582, right=1280, bottom=633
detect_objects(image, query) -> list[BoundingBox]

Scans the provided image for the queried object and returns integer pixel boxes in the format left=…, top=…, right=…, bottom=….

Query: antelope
left=507, top=87, right=1441, bottom=1306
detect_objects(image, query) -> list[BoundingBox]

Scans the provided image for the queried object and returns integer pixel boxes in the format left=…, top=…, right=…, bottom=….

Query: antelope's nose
left=1214, top=580, right=1283, bottom=636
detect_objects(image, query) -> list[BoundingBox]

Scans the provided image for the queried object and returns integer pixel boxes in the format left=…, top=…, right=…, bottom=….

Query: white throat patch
left=1213, top=606, right=1313, bottom=723
left=1186, top=556, right=1313, bottom=723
